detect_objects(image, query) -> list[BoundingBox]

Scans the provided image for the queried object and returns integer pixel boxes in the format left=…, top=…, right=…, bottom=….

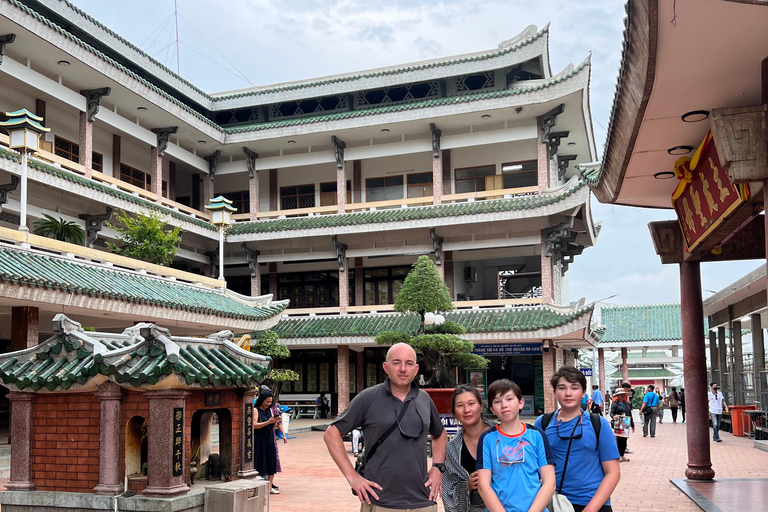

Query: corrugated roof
left=259, top=305, right=593, bottom=339
left=0, top=316, right=272, bottom=391
left=0, top=244, right=287, bottom=321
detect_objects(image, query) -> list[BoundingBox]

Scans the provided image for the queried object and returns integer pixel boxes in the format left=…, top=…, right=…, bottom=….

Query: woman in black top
left=669, top=387, right=681, bottom=424
left=253, top=391, right=280, bottom=494
left=442, top=384, right=495, bottom=512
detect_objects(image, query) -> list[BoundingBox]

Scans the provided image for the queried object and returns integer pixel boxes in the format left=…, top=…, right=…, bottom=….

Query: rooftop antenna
left=174, top=0, right=180, bottom=74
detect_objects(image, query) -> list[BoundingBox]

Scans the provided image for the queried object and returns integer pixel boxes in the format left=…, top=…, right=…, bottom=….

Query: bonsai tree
left=107, top=210, right=182, bottom=265
left=251, top=329, right=299, bottom=401
left=375, top=255, right=488, bottom=387
left=33, top=214, right=85, bottom=245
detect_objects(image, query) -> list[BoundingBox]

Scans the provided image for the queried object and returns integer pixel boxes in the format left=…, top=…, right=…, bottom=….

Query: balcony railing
left=0, top=133, right=211, bottom=223
left=282, top=297, right=543, bottom=317
left=231, top=185, right=539, bottom=222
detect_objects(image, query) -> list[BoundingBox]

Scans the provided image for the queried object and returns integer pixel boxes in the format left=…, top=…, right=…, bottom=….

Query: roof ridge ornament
left=0, top=34, right=15, bottom=66
left=209, top=330, right=235, bottom=343
left=85, top=87, right=110, bottom=122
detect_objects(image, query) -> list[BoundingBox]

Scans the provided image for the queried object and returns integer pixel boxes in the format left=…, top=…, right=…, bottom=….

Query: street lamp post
left=204, top=196, right=236, bottom=281
left=0, top=109, right=50, bottom=232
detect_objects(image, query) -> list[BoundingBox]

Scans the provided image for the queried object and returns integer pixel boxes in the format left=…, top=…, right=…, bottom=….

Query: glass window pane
left=281, top=187, right=297, bottom=197
left=367, top=187, right=386, bottom=202
left=384, top=185, right=403, bottom=200
left=320, top=182, right=336, bottom=193
left=364, top=281, right=375, bottom=305
left=366, top=178, right=384, bottom=189
left=386, top=176, right=404, bottom=187
left=377, top=281, right=389, bottom=304
left=298, top=185, right=315, bottom=195
left=456, top=179, right=476, bottom=193
left=407, top=172, right=432, bottom=184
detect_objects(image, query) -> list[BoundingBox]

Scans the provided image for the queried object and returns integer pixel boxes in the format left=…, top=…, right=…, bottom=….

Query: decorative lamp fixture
left=204, top=196, right=237, bottom=281
left=681, top=110, right=709, bottom=123
left=653, top=171, right=676, bottom=180
left=667, top=145, right=693, bottom=155
left=0, top=109, right=51, bottom=232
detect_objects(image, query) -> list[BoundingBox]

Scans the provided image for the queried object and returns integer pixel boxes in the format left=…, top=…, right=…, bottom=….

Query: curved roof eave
left=212, top=24, right=552, bottom=109
left=224, top=57, right=592, bottom=144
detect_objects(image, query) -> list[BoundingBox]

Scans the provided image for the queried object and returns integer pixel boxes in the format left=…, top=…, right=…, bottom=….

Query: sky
left=69, top=0, right=762, bottom=306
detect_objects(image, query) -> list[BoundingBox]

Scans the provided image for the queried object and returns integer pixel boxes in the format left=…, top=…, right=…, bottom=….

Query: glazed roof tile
left=598, top=303, right=685, bottom=343
left=229, top=179, right=586, bottom=236
left=224, top=58, right=589, bottom=134
left=0, top=147, right=216, bottom=232
left=0, top=244, right=287, bottom=321
left=608, top=367, right=678, bottom=379
left=0, top=316, right=272, bottom=391
left=259, top=305, right=593, bottom=339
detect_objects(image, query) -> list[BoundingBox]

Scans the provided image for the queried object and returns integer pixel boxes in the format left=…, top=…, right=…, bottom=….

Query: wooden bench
left=279, top=394, right=331, bottom=419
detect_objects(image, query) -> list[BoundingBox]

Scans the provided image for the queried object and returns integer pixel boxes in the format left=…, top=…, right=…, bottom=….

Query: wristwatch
left=432, top=463, right=446, bottom=473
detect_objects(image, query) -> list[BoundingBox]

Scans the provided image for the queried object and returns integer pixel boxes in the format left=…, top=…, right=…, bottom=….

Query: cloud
left=412, top=36, right=442, bottom=58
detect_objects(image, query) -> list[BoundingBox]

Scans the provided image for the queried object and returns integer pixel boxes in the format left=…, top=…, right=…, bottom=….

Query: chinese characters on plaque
left=244, top=403, right=253, bottom=464
left=172, top=407, right=183, bottom=477
left=205, top=392, right=221, bottom=407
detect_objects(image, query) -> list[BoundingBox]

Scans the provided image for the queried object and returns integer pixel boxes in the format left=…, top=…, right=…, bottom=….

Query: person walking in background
left=442, top=384, right=495, bottom=512
left=621, top=382, right=634, bottom=454
left=680, top=388, right=686, bottom=423
left=708, top=382, right=729, bottom=443
left=640, top=385, right=660, bottom=438
left=609, top=389, right=634, bottom=462
left=604, top=389, right=612, bottom=416
left=254, top=391, right=281, bottom=494
left=581, top=389, right=591, bottom=411
left=591, top=385, right=604, bottom=415
left=657, top=389, right=665, bottom=424
left=669, top=387, right=681, bottom=424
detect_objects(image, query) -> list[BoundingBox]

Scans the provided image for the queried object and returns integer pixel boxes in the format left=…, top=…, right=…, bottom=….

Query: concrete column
left=435, top=259, right=445, bottom=281
left=338, top=345, right=350, bottom=412
left=442, top=149, right=451, bottom=195
left=93, top=381, right=124, bottom=495
left=337, top=163, right=347, bottom=213
left=732, top=321, right=743, bottom=404
left=143, top=389, right=190, bottom=497
left=35, top=99, right=46, bottom=124
left=267, top=263, right=278, bottom=299
left=79, top=111, right=93, bottom=179
left=237, top=388, right=258, bottom=479
left=679, top=260, right=715, bottom=480
left=598, top=348, right=606, bottom=394
left=112, top=134, right=121, bottom=178
left=540, top=239, right=553, bottom=303
left=444, top=251, right=454, bottom=299
left=432, top=152, right=443, bottom=205
left=621, top=347, right=629, bottom=383
left=269, top=169, right=278, bottom=211
left=718, top=327, right=727, bottom=392
left=5, top=392, right=35, bottom=490
left=752, top=314, right=765, bottom=401
left=249, top=170, right=260, bottom=221
left=251, top=262, right=261, bottom=297
left=11, top=306, right=38, bottom=351
left=339, top=265, right=349, bottom=314
left=709, top=330, right=719, bottom=385
left=357, top=350, right=365, bottom=393
left=542, top=341, right=557, bottom=413
left=168, top=161, right=176, bottom=201
left=354, top=258, right=364, bottom=306
left=203, top=175, right=214, bottom=205
left=150, top=146, right=163, bottom=203
left=537, top=117, right=550, bottom=193
left=353, top=161, right=362, bottom=204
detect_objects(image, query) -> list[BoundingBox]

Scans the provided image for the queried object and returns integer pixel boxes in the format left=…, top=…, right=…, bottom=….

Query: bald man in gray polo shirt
left=324, top=343, right=447, bottom=512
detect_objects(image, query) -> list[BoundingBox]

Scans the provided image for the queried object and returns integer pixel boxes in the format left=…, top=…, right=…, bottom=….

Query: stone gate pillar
left=143, top=389, right=190, bottom=497
left=94, top=381, right=124, bottom=495
left=237, top=388, right=258, bottom=479
left=6, top=392, right=35, bottom=490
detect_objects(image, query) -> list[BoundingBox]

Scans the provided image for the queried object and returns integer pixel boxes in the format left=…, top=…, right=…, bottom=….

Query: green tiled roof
left=0, top=147, right=216, bottom=232
left=627, top=351, right=668, bottom=359
left=259, top=305, right=592, bottom=339
left=0, top=316, right=272, bottom=391
left=224, top=58, right=589, bottom=134
left=229, top=179, right=586, bottom=236
left=599, top=304, right=684, bottom=343
left=608, top=367, right=678, bottom=379
left=213, top=26, right=549, bottom=101
left=0, top=244, right=287, bottom=321
left=8, top=0, right=218, bottom=130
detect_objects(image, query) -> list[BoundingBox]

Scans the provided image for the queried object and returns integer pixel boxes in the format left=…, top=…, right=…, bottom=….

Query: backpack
left=541, top=412, right=602, bottom=451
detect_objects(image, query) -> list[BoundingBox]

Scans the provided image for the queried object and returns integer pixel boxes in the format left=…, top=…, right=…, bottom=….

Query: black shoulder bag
left=352, top=400, right=410, bottom=495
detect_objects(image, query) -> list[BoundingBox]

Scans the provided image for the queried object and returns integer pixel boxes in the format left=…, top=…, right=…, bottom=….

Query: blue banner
left=580, top=368, right=593, bottom=377
left=472, top=343, right=542, bottom=356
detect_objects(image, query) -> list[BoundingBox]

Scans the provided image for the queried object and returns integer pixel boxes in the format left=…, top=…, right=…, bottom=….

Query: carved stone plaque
left=710, top=104, right=768, bottom=183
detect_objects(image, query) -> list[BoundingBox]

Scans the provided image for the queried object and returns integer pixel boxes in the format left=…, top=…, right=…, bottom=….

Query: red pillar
left=598, top=348, right=606, bottom=393
left=680, top=260, right=715, bottom=480
left=621, top=347, right=628, bottom=383
left=432, top=151, right=443, bottom=205
left=337, top=345, right=350, bottom=412
left=93, top=381, right=124, bottom=495
left=6, top=392, right=35, bottom=490
left=79, top=110, right=93, bottom=179
left=11, top=306, right=38, bottom=351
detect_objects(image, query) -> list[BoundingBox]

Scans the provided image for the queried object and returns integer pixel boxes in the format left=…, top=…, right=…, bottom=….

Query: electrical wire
left=138, top=13, right=174, bottom=50
left=178, top=42, right=253, bottom=85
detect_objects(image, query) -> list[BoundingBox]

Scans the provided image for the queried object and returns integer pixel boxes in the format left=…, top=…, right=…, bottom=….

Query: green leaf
left=106, top=210, right=182, bottom=265
left=33, top=214, right=85, bottom=245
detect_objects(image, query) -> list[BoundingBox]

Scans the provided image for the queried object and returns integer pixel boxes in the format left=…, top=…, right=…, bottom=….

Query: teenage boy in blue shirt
left=477, top=379, right=555, bottom=512
left=535, top=365, right=620, bottom=512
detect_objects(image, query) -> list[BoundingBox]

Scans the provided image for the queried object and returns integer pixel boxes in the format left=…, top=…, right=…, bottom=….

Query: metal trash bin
left=204, top=479, right=269, bottom=512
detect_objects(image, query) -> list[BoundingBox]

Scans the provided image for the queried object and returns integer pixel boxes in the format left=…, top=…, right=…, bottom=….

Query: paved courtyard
left=270, top=412, right=768, bottom=512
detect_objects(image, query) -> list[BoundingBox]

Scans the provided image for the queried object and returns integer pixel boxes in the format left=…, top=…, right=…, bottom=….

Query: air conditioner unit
left=205, top=479, right=269, bottom=512
left=464, top=266, right=477, bottom=282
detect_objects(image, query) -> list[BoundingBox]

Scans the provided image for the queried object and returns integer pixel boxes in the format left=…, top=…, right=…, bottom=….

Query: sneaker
left=643, top=434, right=648, bottom=437
left=625, top=449, right=633, bottom=454
left=272, top=484, right=279, bottom=490
left=270, top=487, right=280, bottom=495
left=715, top=438, right=722, bottom=442
left=651, top=435, right=655, bottom=438
left=619, top=456, right=630, bottom=462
